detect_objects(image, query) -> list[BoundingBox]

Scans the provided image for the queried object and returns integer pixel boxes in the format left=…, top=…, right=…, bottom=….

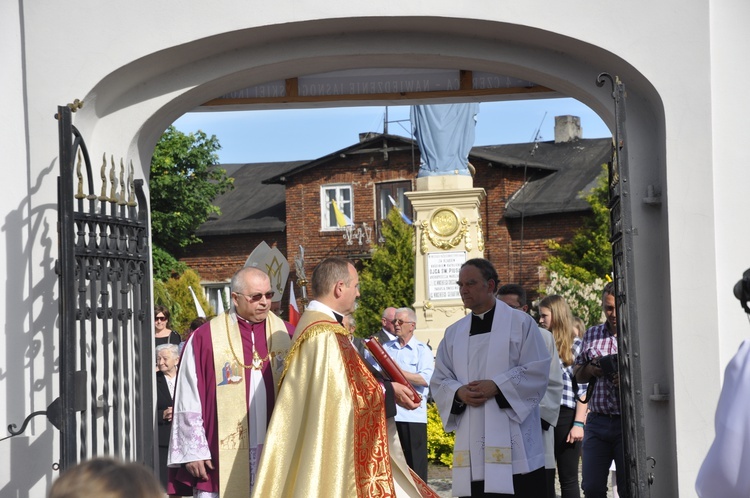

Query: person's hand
left=587, top=362, right=604, bottom=379
left=611, top=372, right=620, bottom=387
left=468, top=380, right=500, bottom=401
left=163, top=407, right=173, bottom=422
left=457, top=380, right=498, bottom=407
left=392, top=382, right=420, bottom=410
left=567, top=425, right=584, bottom=443
left=185, top=460, right=214, bottom=481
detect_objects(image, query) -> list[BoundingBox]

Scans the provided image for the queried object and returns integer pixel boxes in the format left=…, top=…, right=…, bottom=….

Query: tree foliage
left=151, top=245, right=187, bottom=281
left=540, top=165, right=612, bottom=325
left=543, top=166, right=612, bottom=284
left=154, top=268, right=215, bottom=336
left=542, top=271, right=607, bottom=328
left=149, top=126, right=234, bottom=255
left=354, top=209, right=415, bottom=337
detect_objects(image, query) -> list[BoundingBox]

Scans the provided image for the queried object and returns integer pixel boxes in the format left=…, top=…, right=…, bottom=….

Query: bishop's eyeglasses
left=235, top=291, right=275, bottom=302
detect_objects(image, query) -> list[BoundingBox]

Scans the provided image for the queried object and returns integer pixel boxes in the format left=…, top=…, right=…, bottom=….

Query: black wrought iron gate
left=55, top=105, right=154, bottom=470
left=597, top=74, right=651, bottom=497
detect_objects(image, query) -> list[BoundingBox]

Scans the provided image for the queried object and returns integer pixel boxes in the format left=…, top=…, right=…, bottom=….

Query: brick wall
left=180, top=232, right=287, bottom=283
left=284, top=148, right=419, bottom=297
left=472, top=160, right=588, bottom=300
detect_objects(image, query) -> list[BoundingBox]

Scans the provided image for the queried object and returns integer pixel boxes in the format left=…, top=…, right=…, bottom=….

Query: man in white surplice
left=431, top=258, right=551, bottom=497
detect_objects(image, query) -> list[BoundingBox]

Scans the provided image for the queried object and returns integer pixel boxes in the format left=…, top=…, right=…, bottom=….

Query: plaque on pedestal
left=427, top=251, right=465, bottom=301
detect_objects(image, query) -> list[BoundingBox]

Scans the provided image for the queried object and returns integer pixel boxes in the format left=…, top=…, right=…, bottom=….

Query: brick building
left=180, top=116, right=611, bottom=309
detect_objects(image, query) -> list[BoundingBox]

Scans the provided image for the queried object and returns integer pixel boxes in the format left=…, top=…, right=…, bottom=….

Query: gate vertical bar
left=75, top=206, right=88, bottom=461
left=99, top=247, right=111, bottom=455
left=57, top=105, right=78, bottom=470
left=597, top=73, right=649, bottom=497
left=133, top=178, right=154, bottom=466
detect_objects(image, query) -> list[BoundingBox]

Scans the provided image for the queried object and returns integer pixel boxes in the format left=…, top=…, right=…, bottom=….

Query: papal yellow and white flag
left=331, top=200, right=353, bottom=227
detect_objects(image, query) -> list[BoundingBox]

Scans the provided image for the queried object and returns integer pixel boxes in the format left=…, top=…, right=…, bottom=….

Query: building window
left=375, top=180, right=413, bottom=239
left=203, top=284, right=230, bottom=314
left=321, top=184, right=353, bottom=230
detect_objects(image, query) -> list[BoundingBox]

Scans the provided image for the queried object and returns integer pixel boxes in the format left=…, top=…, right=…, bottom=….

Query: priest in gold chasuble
left=253, top=257, right=438, bottom=498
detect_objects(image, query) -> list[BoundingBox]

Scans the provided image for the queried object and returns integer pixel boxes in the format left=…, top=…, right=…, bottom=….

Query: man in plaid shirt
left=573, top=282, right=627, bottom=498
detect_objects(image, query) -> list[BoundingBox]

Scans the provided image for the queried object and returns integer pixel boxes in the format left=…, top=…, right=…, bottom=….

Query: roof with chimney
left=263, top=133, right=558, bottom=185
left=494, top=137, right=612, bottom=217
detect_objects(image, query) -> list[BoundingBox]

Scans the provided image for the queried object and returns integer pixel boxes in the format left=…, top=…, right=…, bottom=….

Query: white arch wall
left=2, top=1, right=749, bottom=495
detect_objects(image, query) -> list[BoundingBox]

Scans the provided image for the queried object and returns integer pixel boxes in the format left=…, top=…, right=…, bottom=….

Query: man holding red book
left=253, top=258, right=438, bottom=498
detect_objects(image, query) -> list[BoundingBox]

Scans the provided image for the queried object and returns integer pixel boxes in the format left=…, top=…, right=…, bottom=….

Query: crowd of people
left=50, top=257, right=639, bottom=498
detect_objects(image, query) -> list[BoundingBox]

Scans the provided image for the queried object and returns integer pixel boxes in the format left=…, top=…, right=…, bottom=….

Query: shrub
left=427, top=402, right=455, bottom=467
left=157, top=268, right=214, bottom=335
left=540, top=271, right=607, bottom=328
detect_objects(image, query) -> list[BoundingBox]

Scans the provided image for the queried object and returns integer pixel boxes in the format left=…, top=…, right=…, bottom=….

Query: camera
left=595, top=353, right=619, bottom=379
left=735, top=268, right=750, bottom=313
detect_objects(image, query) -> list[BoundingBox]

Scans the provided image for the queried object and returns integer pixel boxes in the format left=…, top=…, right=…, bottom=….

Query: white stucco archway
left=75, top=18, right=675, bottom=493
left=8, top=4, right=748, bottom=495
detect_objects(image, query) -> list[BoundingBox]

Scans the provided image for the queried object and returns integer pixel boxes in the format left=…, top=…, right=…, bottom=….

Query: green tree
left=154, top=268, right=215, bottom=336
left=354, top=209, right=415, bottom=336
left=540, top=165, right=612, bottom=325
left=149, top=126, right=234, bottom=255
left=151, top=245, right=187, bottom=281
left=544, top=166, right=612, bottom=284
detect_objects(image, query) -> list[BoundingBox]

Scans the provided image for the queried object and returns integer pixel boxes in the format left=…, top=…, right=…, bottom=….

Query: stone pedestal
left=405, top=175, right=485, bottom=351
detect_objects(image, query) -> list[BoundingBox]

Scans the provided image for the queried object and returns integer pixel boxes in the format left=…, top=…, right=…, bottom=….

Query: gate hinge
left=647, top=456, right=656, bottom=485
left=643, top=184, right=662, bottom=206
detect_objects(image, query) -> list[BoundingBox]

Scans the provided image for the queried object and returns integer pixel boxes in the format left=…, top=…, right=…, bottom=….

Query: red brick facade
left=283, top=150, right=419, bottom=287
left=180, top=233, right=287, bottom=283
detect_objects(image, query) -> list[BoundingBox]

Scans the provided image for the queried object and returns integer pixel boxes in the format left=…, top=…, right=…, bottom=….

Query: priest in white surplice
left=431, top=258, right=551, bottom=497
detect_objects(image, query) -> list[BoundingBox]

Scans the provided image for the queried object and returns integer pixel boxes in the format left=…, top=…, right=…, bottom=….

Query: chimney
left=554, top=115, right=582, bottom=143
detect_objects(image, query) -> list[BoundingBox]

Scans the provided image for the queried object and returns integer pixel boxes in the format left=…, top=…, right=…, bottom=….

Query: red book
left=364, top=338, right=422, bottom=404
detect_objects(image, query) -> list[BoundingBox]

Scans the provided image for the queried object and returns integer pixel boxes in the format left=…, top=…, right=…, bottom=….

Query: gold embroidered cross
left=492, top=449, right=505, bottom=463
left=454, top=453, right=465, bottom=466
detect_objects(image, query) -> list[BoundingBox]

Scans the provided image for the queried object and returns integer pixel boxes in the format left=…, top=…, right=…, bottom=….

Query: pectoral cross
left=252, top=350, right=263, bottom=370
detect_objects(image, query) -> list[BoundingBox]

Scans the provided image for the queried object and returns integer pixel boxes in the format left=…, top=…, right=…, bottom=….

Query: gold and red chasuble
left=252, top=310, right=439, bottom=498
left=335, top=333, right=395, bottom=497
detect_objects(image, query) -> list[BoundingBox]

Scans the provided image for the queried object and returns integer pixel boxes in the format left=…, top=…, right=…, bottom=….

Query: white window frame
left=320, top=184, right=354, bottom=231
left=202, top=283, right=230, bottom=314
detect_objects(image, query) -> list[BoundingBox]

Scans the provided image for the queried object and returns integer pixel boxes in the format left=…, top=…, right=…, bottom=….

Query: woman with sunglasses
left=154, top=305, right=181, bottom=347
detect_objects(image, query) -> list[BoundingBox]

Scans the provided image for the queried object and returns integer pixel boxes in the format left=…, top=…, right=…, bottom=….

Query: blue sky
left=173, top=98, right=611, bottom=164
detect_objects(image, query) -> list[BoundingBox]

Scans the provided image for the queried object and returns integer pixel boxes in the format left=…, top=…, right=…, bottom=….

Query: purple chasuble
left=168, top=317, right=293, bottom=494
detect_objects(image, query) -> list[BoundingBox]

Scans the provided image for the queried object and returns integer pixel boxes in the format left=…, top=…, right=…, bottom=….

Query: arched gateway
left=4, top=5, right=749, bottom=497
